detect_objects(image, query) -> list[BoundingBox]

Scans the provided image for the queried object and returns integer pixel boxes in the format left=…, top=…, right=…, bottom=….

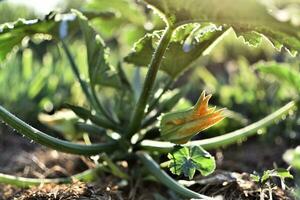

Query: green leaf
left=85, top=0, right=145, bottom=25
left=167, top=146, right=216, bottom=179
left=261, top=168, right=293, bottom=183
left=0, top=11, right=115, bottom=62
left=84, top=0, right=146, bottom=39
left=65, top=104, right=116, bottom=131
left=125, top=24, right=226, bottom=78
left=271, top=169, right=294, bottom=180
left=256, top=62, right=300, bottom=93
left=143, top=0, right=300, bottom=55
left=74, top=10, right=122, bottom=89
left=0, top=13, right=57, bottom=61
left=250, top=174, right=260, bottom=183
left=65, top=104, right=91, bottom=121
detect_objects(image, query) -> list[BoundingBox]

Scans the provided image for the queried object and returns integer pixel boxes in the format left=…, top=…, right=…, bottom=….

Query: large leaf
left=0, top=11, right=115, bottom=62
left=75, top=11, right=122, bottom=89
left=84, top=0, right=146, bottom=39
left=85, top=0, right=145, bottom=25
left=256, top=62, right=300, bottom=93
left=167, top=145, right=216, bottom=180
left=143, top=0, right=300, bottom=55
left=0, top=13, right=58, bottom=61
left=125, top=23, right=226, bottom=78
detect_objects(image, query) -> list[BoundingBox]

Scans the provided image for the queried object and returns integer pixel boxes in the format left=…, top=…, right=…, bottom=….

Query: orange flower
left=160, top=91, right=225, bottom=144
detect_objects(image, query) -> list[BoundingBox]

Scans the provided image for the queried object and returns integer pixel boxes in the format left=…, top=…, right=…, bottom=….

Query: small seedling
left=251, top=168, right=293, bottom=199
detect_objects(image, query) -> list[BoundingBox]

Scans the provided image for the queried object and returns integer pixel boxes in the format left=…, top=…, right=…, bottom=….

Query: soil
left=0, top=127, right=296, bottom=200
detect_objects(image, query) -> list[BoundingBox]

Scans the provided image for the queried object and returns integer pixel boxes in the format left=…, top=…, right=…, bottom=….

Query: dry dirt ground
left=0, top=127, right=296, bottom=200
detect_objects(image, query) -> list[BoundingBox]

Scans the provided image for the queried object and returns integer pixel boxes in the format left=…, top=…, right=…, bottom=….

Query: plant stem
left=61, top=41, right=94, bottom=107
left=139, top=101, right=296, bottom=153
left=138, top=152, right=213, bottom=200
left=0, top=164, right=105, bottom=188
left=101, top=154, right=129, bottom=179
left=66, top=104, right=120, bottom=132
left=117, top=62, right=132, bottom=91
left=62, top=41, right=117, bottom=126
left=0, top=105, right=117, bottom=155
left=145, top=78, right=173, bottom=116
left=90, top=86, right=119, bottom=124
left=75, top=122, right=115, bottom=140
left=125, top=26, right=174, bottom=140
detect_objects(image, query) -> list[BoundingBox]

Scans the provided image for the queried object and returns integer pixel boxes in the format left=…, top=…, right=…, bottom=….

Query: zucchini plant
left=0, top=0, right=299, bottom=199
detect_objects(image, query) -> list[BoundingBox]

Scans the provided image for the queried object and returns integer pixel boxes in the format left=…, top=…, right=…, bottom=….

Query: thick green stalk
left=139, top=101, right=296, bottom=153
left=0, top=105, right=117, bottom=155
left=138, top=152, right=213, bottom=200
left=0, top=164, right=104, bottom=188
left=125, top=26, right=174, bottom=139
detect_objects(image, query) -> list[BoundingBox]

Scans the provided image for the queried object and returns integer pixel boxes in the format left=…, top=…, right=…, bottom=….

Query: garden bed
left=0, top=128, right=294, bottom=200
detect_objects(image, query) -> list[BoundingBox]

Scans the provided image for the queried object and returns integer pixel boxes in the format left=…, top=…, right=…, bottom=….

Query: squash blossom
left=160, top=91, right=225, bottom=144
